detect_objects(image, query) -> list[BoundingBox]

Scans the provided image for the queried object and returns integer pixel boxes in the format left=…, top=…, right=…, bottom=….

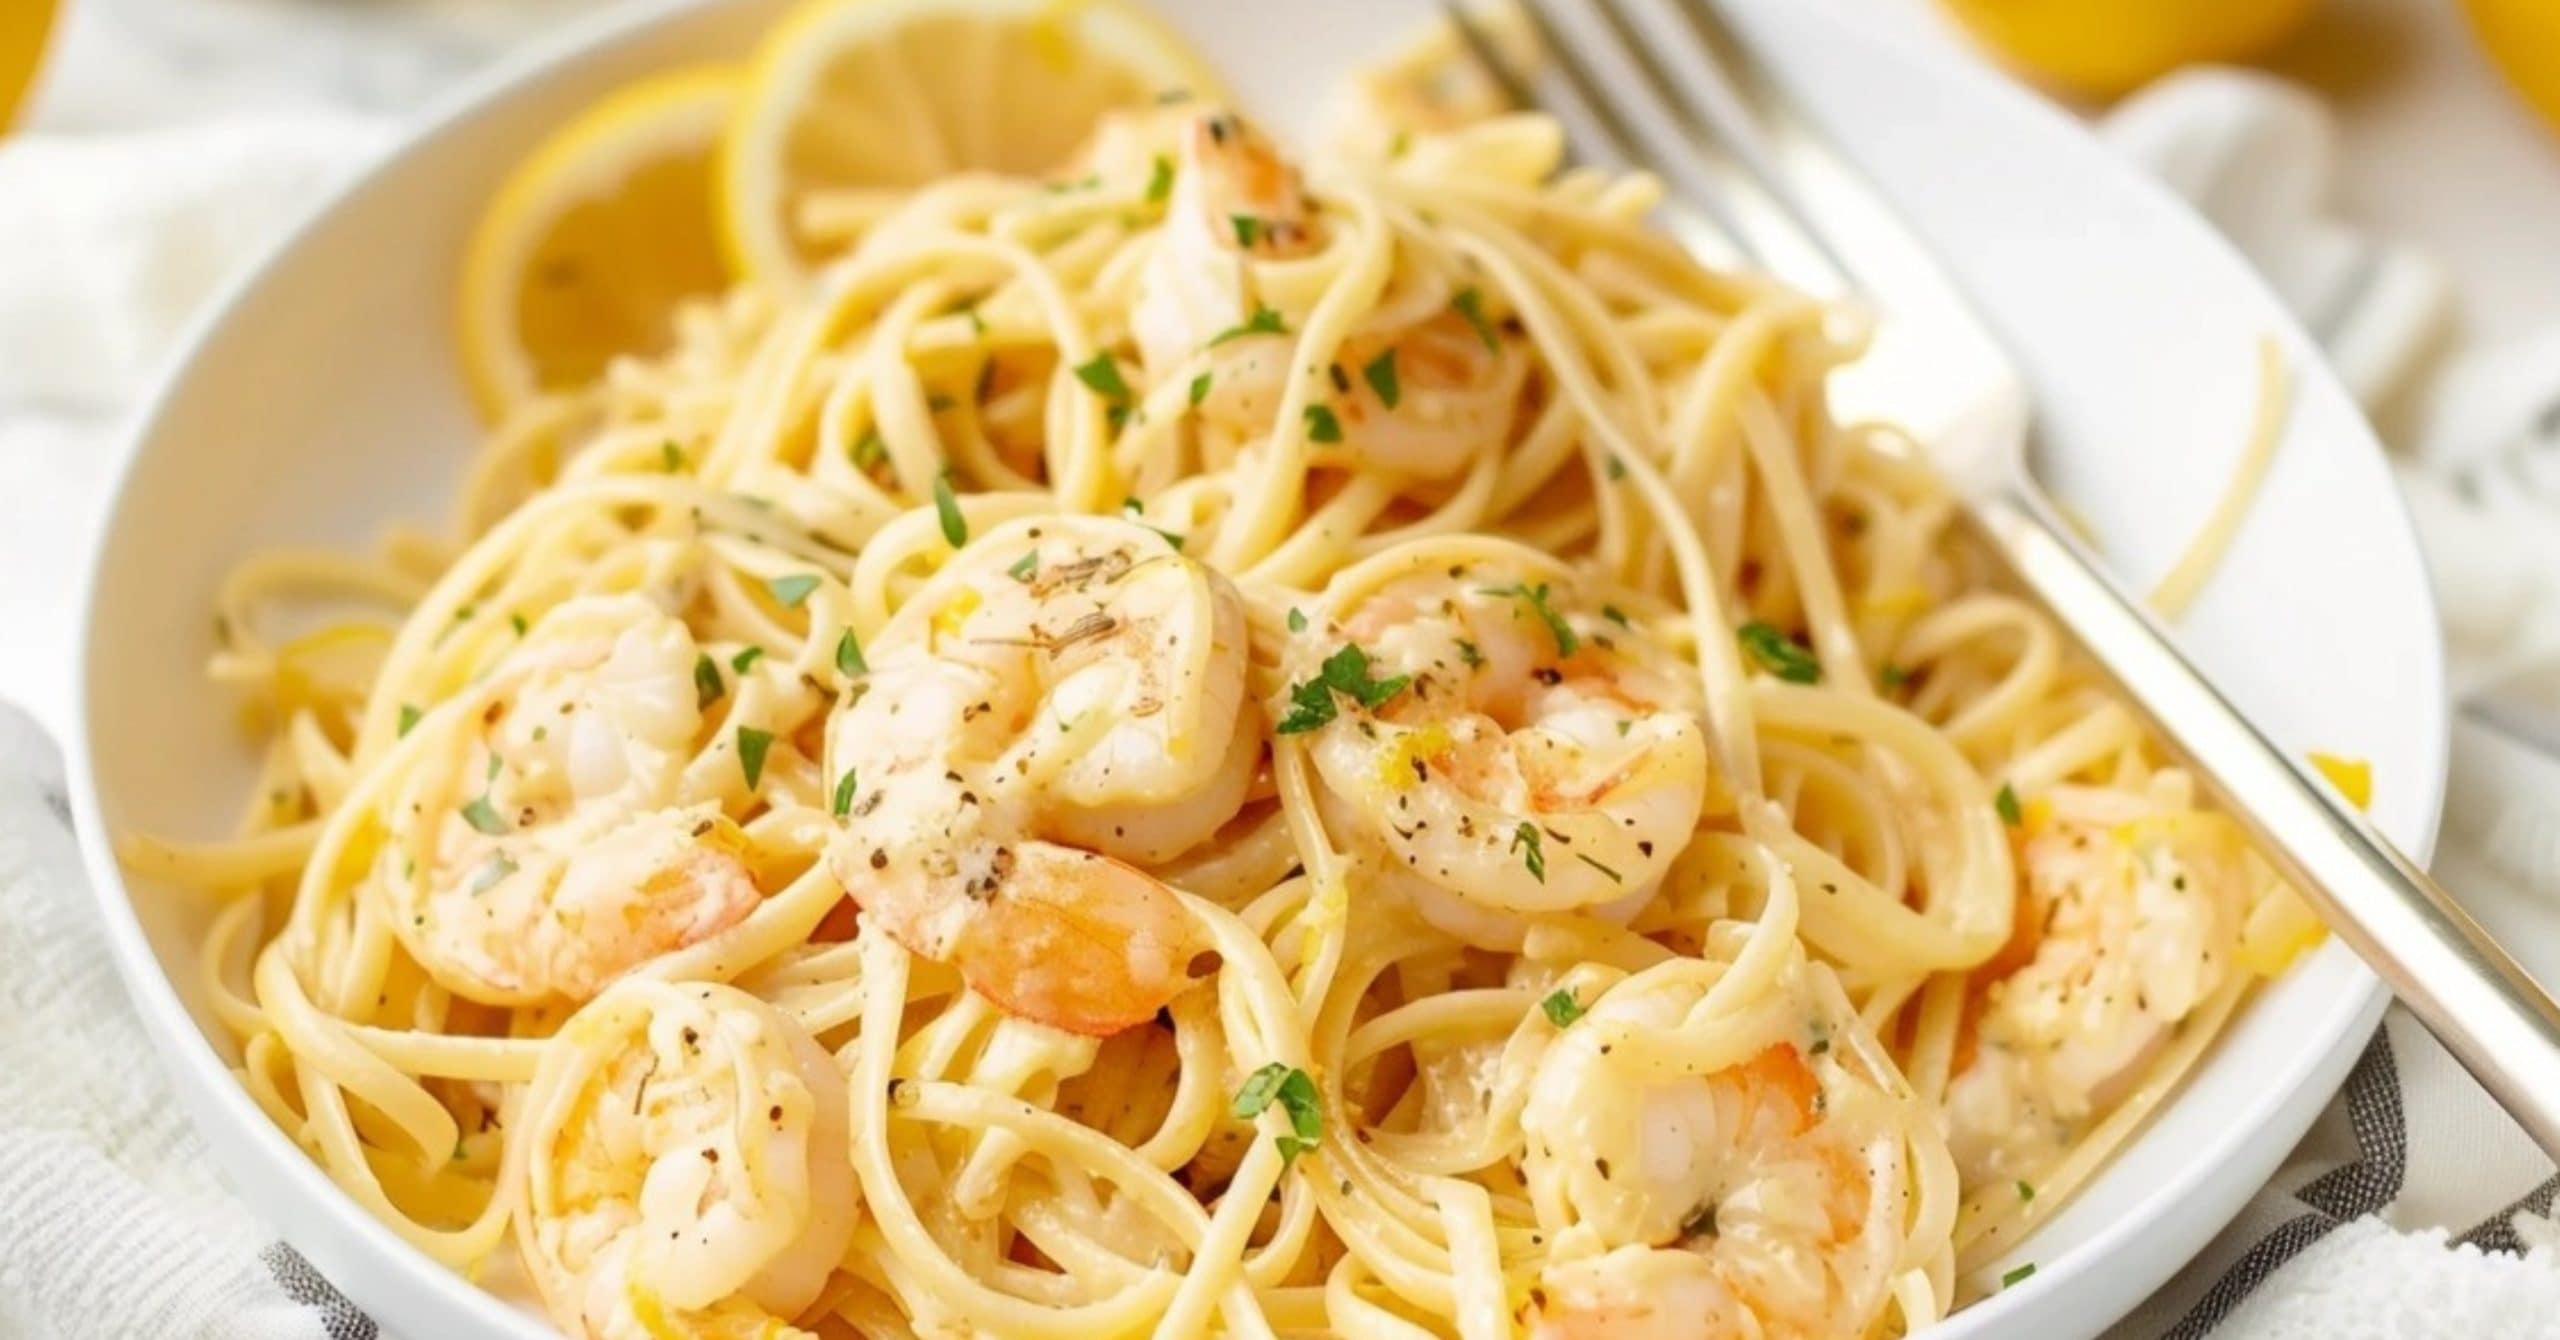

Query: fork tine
left=1610, top=0, right=1860, bottom=291
left=1442, top=0, right=1762, bottom=265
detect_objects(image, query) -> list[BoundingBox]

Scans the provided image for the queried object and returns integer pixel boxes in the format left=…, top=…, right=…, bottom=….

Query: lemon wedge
left=1935, top=0, right=2320, bottom=99
left=0, top=0, right=56, bottom=131
left=2461, top=0, right=2560, bottom=141
left=718, top=0, right=1221, bottom=286
left=457, top=66, right=742, bottom=423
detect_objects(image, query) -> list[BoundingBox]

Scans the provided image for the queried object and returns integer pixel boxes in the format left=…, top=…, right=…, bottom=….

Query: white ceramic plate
left=71, top=1, right=2445, bottom=1336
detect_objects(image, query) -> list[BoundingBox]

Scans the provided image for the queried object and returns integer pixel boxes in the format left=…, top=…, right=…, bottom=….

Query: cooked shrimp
left=518, top=978, right=858, bottom=1340
left=1326, top=307, right=1530, bottom=480
left=1132, top=112, right=1320, bottom=375
left=388, top=595, right=756, bottom=1004
left=824, top=515, right=1254, bottom=1035
left=1945, top=785, right=2246, bottom=1184
left=1296, top=543, right=1709, bottom=948
left=1520, top=952, right=1921, bottom=1339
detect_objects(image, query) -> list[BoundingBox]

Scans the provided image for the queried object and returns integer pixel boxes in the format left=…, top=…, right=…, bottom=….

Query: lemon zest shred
left=2308, top=752, right=2372, bottom=811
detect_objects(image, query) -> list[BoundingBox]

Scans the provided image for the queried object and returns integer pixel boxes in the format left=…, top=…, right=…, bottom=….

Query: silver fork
left=1443, top=0, right=2560, bottom=1159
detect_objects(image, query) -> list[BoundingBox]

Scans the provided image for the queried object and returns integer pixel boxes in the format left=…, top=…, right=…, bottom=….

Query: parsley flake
left=1188, top=371, right=1212, bottom=407
left=1230, top=214, right=1263, bottom=248
left=1145, top=154, right=1175, bottom=204
left=694, top=654, right=723, bottom=710
left=933, top=474, right=968, bottom=547
left=1286, top=607, right=1308, bottom=634
left=2001, top=1263, right=2036, bottom=1289
left=832, top=769, right=858, bottom=817
left=1540, top=989, right=1584, bottom=1027
left=737, top=727, right=774, bottom=791
left=397, top=704, right=422, bottom=737
left=1304, top=404, right=1343, bottom=444
left=835, top=629, right=867, bottom=677
left=1208, top=306, right=1286, bottom=346
left=459, top=794, right=508, bottom=837
left=1362, top=348, right=1400, bottom=408
left=730, top=646, right=765, bottom=673
left=1073, top=352, right=1133, bottom=406
left=1879, top=662, right=1913, bottom=691
left=1737, top=622, right=1821, bottom=683
left=1232, top=1063, right=1322, bottom=1166
left=1452, top=286, right=1501, bottom=351
left=1995, top=783, right=2023, bottom=827
left=1510, top=822, right=1547, bottom=882
left=1275, top=644, right=1412, bottom=734
left=1480, top=582, right=1578, bottom=657
left=1008, top=550, right=1039, bottom=582
left=766, top=574, right=821, bottom=608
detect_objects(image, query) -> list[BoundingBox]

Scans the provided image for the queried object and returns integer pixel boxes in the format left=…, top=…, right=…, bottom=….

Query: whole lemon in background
left=0, top=0, right=57, bottom=131
left=1936, top=0, right=2322, bottom=98
left=2460, top=0, right=2560, bottom=140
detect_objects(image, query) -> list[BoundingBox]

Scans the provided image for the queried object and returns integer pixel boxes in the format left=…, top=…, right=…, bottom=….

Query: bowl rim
left=63, top=0, right=2447, bottom=1336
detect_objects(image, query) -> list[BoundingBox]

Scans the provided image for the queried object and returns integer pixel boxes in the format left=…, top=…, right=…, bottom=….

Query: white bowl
left=70, top=0, right=2446, bottom=1336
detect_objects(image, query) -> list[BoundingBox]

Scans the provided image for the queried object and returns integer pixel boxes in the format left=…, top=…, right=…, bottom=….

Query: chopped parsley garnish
left=933, top=473, right=968, bottom=547
left=1303, top=404, right=1343, bottom=444
left=2001, top=1263, right=2036, bottom=1289
left=766, top=574, right=821, bottom=608
left=1455, top=639, right=1484, bottom=668
left=1073, top=352, right=1134, bottom=405
left=1008, top=550, right=1039, bottom=582
left=736, top=727, right=774, bottom=790
left=1575, top=852, right=1624, bottom=883
left=1145, top=154, right=1174, bottom=204
left=1604, top=454, right=1627, bottom=482
left=1995, top=783, right=2023, bottom=827
left=1602, top=604, right=1630, bottom=627
left=1480, top=582, right=1578, bottom=657
left=660, top=441, right=684, bottom=473
left=835, top=628, right=867, bottom=677
left=1119, top=497, right=1186, bottom=552
left=1230, top=214, right=1263, bottom=248
left=1362, top=348, right=1400, bottom=409
left=1737, top=621, right=1821, bottom=683
left=509, top=612, right=527, bottom=636
left=396, top=704, right=422, bottom=737
left=1208, top=305, right=1287, bottom=346
left=1188, top=372, right=1213, bottom=407
left=832, top=769, right=858, bottom=818
left=1879, top=662, right=1913, bottom=691
left=1540, top=989, right=1584, bottom=1027
left=469, top=852, right=517, bottom=895
left=1510, top=822, right=1547, bottom=882
left=1286, top=607, right=1308, bottom=634
left=1232, top=1063, right=1322, bottom=1166
left=459, top=790, right=509, bottom=837
left=694, top=653, right=724, bottom=710
left=730, top=646, right=765, bottom=674
left=2016, top=1180, right=2036, bottom=1203
left=1275, top=644, right=1411, bottom=734
left=1452, top=286, right=1501, bottom=351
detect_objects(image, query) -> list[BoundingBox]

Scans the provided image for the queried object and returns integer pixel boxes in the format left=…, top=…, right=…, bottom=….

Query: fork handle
left=1969, top=480, right=2560, bottom=1161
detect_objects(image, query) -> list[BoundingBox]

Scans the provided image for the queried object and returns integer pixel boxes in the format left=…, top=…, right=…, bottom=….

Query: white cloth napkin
left=6, top=7, right=2560, bottom=1335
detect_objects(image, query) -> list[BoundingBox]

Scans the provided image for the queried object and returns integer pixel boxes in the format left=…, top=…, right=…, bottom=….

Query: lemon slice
left=457, top=66, right=742, bottom=423
left=2462, top=0, right=2560, bottom=140
left=1935, top=0, right=2319, bottom=98
left=719, top=0, right=1222, bottom=285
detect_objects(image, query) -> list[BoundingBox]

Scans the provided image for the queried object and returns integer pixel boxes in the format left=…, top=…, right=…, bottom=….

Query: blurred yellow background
left=1, top=0, right=57, bottom=130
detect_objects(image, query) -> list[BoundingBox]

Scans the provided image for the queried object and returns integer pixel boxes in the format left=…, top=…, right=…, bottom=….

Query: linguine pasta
left=127, top=49, right=2322, bottom=1340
